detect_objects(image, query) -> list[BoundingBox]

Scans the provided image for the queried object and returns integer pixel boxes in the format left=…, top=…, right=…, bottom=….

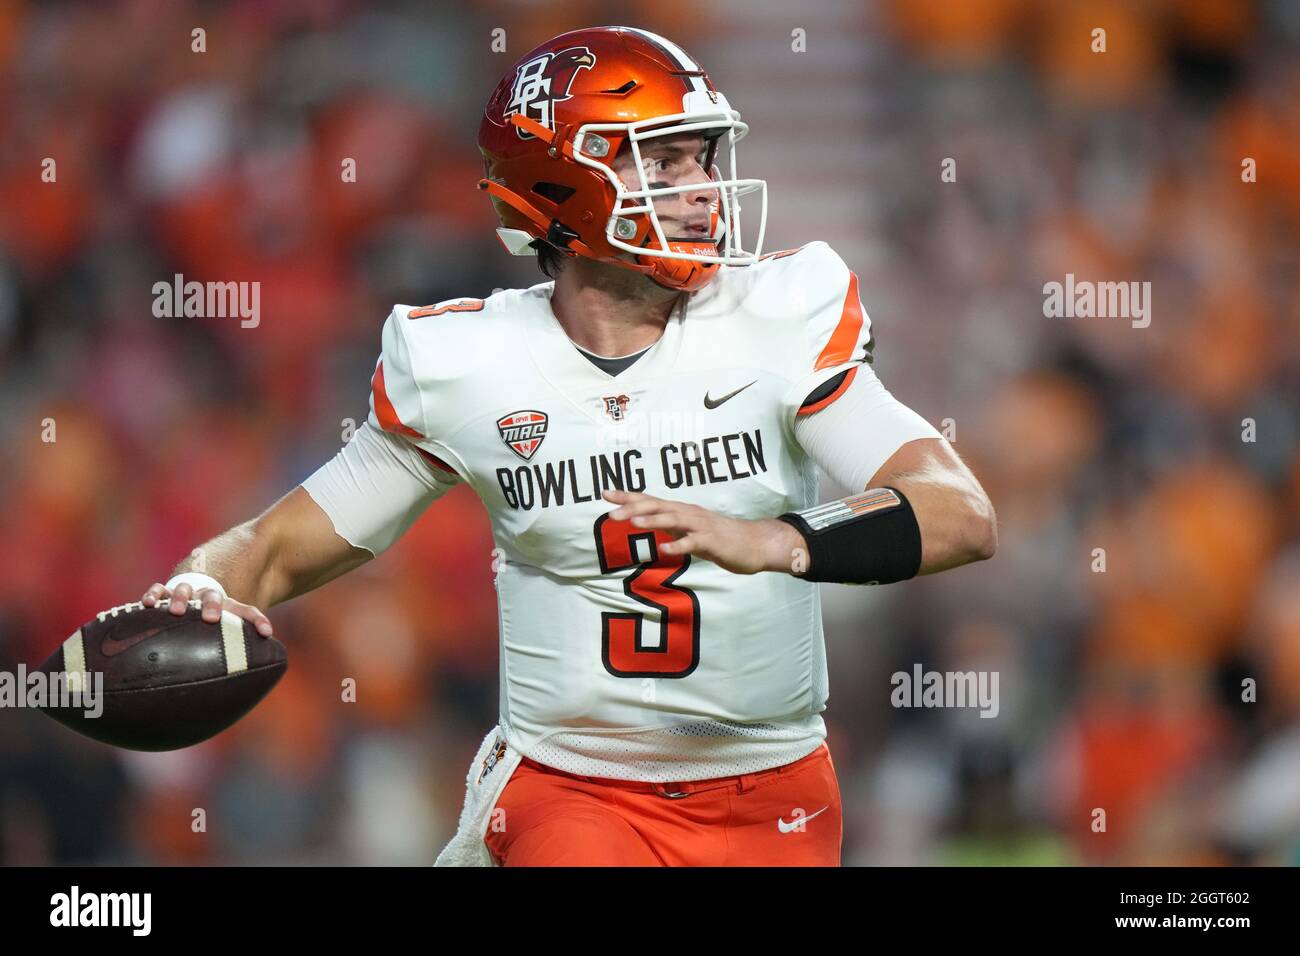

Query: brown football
left=34, top=599, right=287, bottom=751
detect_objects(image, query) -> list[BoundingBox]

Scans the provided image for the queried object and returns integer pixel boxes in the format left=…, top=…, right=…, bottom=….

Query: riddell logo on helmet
left=504, top=46, right=596, bottom=138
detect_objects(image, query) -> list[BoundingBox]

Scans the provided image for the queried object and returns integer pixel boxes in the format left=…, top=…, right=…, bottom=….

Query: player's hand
left=141, top=582, right=275, bottom=637
left=602, top=489, right=807, bottom=576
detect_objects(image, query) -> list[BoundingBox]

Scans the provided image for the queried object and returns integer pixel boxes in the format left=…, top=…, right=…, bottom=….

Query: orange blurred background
left=1, top=0, right=1298, bottom=865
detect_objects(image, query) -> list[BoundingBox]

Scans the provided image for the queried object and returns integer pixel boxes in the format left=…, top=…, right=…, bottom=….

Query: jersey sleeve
left=301, top=418, right=460, bottom=556
left=301, top=303, right=474, bottom=556
left=368, top=305, right=429, bottom=443
left=364, top=301, right=480, bottom=480
left=792, top=359, right=941, bottom=490
left=776, top=241, right=876, bottom=424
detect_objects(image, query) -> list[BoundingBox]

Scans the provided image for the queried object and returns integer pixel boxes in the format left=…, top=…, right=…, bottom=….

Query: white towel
left=433, top=725, right=523, bottom=867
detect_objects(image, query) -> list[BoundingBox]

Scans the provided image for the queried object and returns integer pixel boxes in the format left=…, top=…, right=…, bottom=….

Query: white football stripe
left=622, top=27, right=707, bottom=93
left=220, top=611, right=248, bottom=674
left=61, top=629, right=87, bottom=694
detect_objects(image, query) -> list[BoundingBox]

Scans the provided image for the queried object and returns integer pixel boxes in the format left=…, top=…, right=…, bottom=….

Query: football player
left=142, top=26, right=995, bottom=866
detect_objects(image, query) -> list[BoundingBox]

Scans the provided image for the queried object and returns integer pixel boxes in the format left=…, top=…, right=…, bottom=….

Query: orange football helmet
left=477, top=26, right=767, bottom=293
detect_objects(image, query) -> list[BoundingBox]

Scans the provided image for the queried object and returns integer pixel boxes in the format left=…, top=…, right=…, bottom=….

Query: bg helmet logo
left=504, top=46, right=595, bottom=138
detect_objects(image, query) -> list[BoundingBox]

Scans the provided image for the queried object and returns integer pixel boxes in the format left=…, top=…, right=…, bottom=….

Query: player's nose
left=675, top=164, right=715, bottom=231
left=680, top=161, right=714, bottom=201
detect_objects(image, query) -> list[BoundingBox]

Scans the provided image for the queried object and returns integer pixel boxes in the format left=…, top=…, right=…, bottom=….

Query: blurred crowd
left=1, top=0, right=1298, bottom=866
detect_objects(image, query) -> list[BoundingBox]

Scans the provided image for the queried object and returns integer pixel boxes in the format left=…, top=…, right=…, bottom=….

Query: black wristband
left=777, top=486, right=922, bottom=584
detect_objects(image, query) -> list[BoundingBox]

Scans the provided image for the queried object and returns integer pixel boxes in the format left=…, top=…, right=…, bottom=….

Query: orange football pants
left=484, top=741, right=842, bottom=866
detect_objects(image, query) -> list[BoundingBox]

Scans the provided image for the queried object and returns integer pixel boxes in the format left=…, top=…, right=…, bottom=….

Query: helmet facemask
left=571, top=104, right=768, bottom=287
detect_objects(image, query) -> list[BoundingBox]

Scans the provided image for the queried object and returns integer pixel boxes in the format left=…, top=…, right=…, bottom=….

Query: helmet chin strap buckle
left=545, top=218, right=581, bottom=250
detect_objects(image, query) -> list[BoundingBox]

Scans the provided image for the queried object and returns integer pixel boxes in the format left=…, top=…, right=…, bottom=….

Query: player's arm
left=851, top=437, right=995, bottom=575
left=141, top=419, right=460, bottom=633
left=142, top=303, right=462, bottom=632
left=140, top=486, right=372, bottom=636
left=602, top=364, right=996, bottom=579
left=782, top=364, right=997, bottom=577
left=773, top=244, right=995, bottom=579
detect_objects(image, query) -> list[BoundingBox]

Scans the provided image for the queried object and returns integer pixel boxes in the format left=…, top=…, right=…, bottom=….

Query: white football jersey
left=368, top=241, right=876, bottom=781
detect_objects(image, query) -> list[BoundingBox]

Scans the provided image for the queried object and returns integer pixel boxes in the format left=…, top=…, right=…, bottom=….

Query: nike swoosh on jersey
left=777, top=805, right=829, bottom=833
left=703, top=380, right=756, bottom=409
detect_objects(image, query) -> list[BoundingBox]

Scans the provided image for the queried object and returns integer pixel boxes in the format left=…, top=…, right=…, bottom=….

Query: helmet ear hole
left=532, top=182, right=576, bottom=205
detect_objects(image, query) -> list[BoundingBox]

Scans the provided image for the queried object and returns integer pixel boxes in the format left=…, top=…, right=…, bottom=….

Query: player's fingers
left=604, top=490, right=669, bottom=519
left=198, top=588, right=225, bottom=624
left=630, top=511, right=693, bottom=532
left=603, top=489, right=658, bottom=510
left=226, top=599, right=274, bottom=638
left=141, top=583, right=169, bottom=606
left=659, top=533, right=699, bottom=556
left=643, top=503, right=714, bottom=529
left=168, top=582, right=193, bottom=614
left=612, top=495, right=681, bottom=521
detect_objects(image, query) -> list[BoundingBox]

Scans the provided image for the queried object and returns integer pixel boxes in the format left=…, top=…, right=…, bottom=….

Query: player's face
left=611, top=131, right=717, bottom=242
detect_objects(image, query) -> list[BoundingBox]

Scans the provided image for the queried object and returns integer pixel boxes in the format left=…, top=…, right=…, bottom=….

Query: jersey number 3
left=594, top=515, right=701, bottom=678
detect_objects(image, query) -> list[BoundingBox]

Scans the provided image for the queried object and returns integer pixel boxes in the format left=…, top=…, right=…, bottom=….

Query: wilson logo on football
left=497, top=410, right=549, bottom=461
left=504, top=46, right=595, bottom=138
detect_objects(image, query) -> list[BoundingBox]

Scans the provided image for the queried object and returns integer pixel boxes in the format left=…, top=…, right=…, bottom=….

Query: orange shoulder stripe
left=370, top=360, right=423, bottom=439
left=813, top=271, right=864, bottom=371
left=408, top=300, right=485, bottom=319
